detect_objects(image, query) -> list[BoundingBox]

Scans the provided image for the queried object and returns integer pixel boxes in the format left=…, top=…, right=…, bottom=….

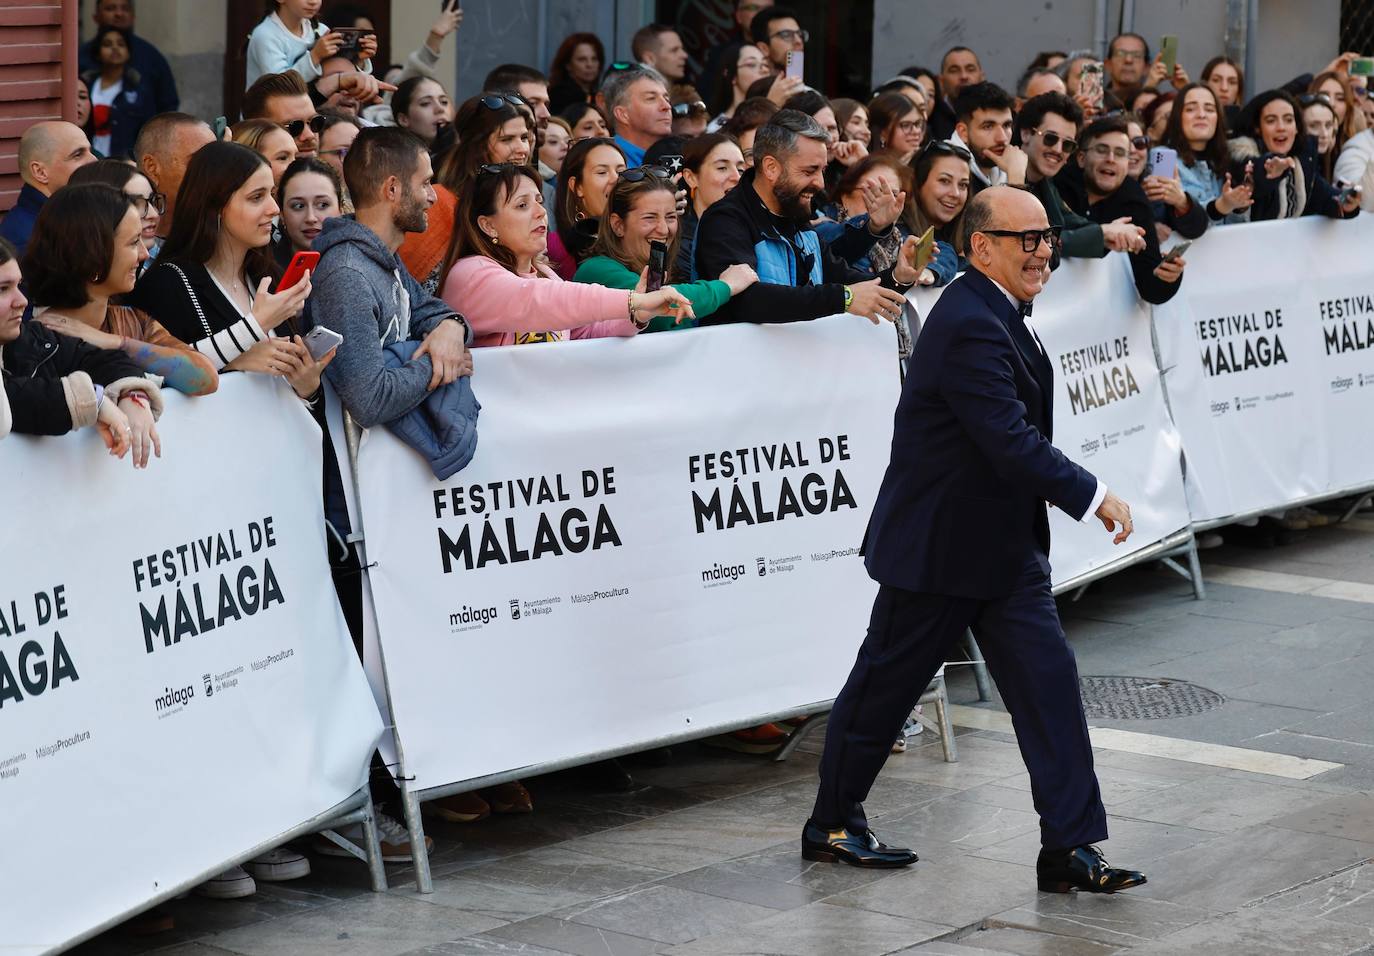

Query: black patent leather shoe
left=1037, top=845, right=1147, bottom=893
left=801, top=820, right=917, bottom=868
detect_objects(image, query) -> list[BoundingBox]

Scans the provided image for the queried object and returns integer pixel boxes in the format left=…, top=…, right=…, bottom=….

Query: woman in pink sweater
left=439, top=164, right=693, bottom=347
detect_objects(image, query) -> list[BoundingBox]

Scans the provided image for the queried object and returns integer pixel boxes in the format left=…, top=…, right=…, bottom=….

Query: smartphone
left=646, top=240, right=668, bottom=292
left=1162, top=240, right=1192, bottom=262
left=332, top=27, right=374, bottom=59
left=212, top=115, right=228, bottom=140
left=303, top=326, right=343, bottom=361
left=912, top=225, right=936, bottom=274
left=1335, top=181, right=1360, bottom=204
left=277, top=250, right=320, bottom=293
left=785, top=50, right=804, bottom=81
left=1160, top=35, right=1179, bottom=77
left=1149, top=145, right=1178, bottom=180
left=1351, top=57, right=1374, bottom=77
left=1079, top=61, right=1104, bottom=110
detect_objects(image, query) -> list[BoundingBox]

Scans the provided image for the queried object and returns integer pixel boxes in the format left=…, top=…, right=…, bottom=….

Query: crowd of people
left=3, top=0, right=1373, bottom=922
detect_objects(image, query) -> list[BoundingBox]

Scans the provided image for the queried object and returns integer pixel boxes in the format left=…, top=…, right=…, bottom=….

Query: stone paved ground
left=73, top=517, right=1374, bottom=956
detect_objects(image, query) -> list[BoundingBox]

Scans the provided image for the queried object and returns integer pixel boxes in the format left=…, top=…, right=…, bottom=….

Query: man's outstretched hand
left=1096, top=490, right=1134, bottom=544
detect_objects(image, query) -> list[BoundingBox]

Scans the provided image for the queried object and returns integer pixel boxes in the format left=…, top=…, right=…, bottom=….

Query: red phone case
left=278, top=252, right=320, bottom=292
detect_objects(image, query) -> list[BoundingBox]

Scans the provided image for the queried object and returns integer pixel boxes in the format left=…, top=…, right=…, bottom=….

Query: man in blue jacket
left=78, top=0, right=179, bottom=114
left=804, top=186, right=1147, bottom=897
left=694, top=110, right=919, bottom=325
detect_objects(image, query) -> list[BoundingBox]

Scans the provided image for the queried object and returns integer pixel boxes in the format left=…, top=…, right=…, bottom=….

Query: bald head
left=135, top=112, right=215, bottom=234
left=19, top=122, right=95, bottom=195
left=963, top=185, right=1053, bottom=302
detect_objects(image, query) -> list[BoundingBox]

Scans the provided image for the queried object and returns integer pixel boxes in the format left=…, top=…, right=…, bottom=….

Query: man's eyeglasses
left=1088, top=143, right=1130, bottom=160
left=618, top=165, right=671, bottom=183
left=672, top=100, right=707, bottom=117
left=1111, top=49, right=1145, bottom=62
left=1033, top=129, right=1077, bottom=154
left=920, top=138, right=972, bottom=161
left=283, top=115, right=325, bottom=137
left=480, top=92, right=527, bottom=111
left=1130, top=135, right=1150, bottom=151
left=769, top=28, right=809, bottom=43
left=980, top=226, right=1063, bottom=253
left=126, top=191, right=165, bottom=216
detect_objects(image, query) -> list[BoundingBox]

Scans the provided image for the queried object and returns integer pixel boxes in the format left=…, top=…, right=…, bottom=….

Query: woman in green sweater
left=574, top=166, right=756, bottom=331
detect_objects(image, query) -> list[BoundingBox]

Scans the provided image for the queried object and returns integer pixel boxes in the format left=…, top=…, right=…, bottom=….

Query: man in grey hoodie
left=311, top=126, right=472, bottom=428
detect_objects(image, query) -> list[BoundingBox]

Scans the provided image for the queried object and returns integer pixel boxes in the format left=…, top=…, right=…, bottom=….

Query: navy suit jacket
left=862, top=268, right=1098, bottom=600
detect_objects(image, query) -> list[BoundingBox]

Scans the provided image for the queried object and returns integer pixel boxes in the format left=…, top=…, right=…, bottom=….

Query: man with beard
left=311, top=126, right=472, bottom=427
left=1014, top=92, right=1145, bottom=264
left=1056, top=116, right=1186, bottom=304
left=949, top=82, right=1026, bottom=198
left=695, top=110, right=922, bottom=326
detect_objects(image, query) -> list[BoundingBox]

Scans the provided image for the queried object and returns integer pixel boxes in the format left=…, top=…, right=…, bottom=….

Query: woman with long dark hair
left=1229, top=88, right=1362, bottom=221
left=276, top=156, right=342, bottom=261
left=548, top=32, right=605, bottom=115
left=68, top=158, right=164, bottom=260
left=435, top=92, right=533, bottom=198
left=25, top=184, right=216, bottom=397
left=547, top=136, right=626, bottom=278
left=707, top=42, right=772, bottom=132
left=560, top=101, right=611, bottom=140
left=439, top=163, right=692, bottom=347
left=867, top=92, right=925, bottom=164
left=1160, top=83, right=1252, bottom=224
left=128, top=142, right=321, bottom=384
left=391, top=75, right=452, bottom=147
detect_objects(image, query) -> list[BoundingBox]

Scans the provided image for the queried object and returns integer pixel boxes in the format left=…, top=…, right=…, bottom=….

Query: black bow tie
left=1018, top=300, right=1033, bottom=318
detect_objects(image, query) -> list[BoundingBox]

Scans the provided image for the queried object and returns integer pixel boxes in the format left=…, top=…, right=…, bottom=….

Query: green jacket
left=1028, top=174, right=1106, bottom=260
left=573, top=255, right=730, bottom=332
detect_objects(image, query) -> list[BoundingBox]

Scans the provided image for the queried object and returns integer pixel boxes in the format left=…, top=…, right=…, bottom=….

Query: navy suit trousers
left=812, top=552, right=1108, bottom=851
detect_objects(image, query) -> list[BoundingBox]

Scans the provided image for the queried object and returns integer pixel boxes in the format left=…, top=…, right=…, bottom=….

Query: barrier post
left=342, top=413, right=436, bottom=894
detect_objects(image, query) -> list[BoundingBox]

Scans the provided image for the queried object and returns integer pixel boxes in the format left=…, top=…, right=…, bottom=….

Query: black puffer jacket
left=2, top=321, right=157, bottom=435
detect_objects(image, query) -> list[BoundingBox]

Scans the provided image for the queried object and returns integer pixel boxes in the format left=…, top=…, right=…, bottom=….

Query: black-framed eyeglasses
left=769, top=28, right=809, bottom=43
left=920, top=138, right=972, bottom=161
left=980, top=226, right=1062, bottom=252
left=1130, top=135, right=1150, bottom=151
left=283, top=115, right=326, bottom=137
left=672, top=100, right=707, bottom=117
left=618, top=165, right=671, bottom=182
left=127, top=191, right=165, bottom=216
left=480, top=92, right=527, bottom=111
left=1033, top=129, right=1077, bottom=154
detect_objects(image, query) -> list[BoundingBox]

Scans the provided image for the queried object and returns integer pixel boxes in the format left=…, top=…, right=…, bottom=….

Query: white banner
left=911, top=255, right=1192, bottom=587
left=1152, top=218, right=1341, bottom=523
left=0, top=377, right=382, bottom=956
left=355, top=317, right=900, bottom=790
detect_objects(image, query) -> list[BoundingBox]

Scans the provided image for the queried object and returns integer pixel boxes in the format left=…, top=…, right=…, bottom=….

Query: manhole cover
left=1079, top=676, right=1226, bottom=719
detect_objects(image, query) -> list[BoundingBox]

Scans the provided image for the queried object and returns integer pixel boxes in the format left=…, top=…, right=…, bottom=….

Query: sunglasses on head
left=1298, top=92, right=1334, bottom=108
left=605, top=61, right=635, bottom=75
left=479, top=92, right=527, bottom=111
left=672, top=101, right=707, bottom=117
left=920, top=138, right=972, bottom=161
left=478, top=162, right=521, bottom=177
left=618, top=165, right=671, bottom=182
left=283, top=115, right=326, bottom=137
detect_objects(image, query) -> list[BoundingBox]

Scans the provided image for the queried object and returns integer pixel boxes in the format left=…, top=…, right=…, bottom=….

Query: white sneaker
left=194, top=865, right=256, bottom=900
left=1196, top=531, right=1224, bottom=549
left=244, top=847, right=311, bottom=882
left=313, top=812, right=432, bottom=864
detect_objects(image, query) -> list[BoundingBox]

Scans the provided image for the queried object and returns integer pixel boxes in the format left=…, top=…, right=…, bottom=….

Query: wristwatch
left=843, top=285, right=854, bottom=310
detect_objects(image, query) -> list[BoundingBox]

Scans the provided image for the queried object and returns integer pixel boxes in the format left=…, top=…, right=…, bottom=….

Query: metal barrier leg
left=914, top=678, right=957, bottom=762
left=1340, top=493, right=1373, bottom=523
left=963, top=629, right=993, bottom=702
left=772, top=713, right=829, bottom=762
left=361, top=792, right=387, bottom=893
left=1184, top=534, right=1206, bottom=600
left=400, top=781, right=433, bottom=893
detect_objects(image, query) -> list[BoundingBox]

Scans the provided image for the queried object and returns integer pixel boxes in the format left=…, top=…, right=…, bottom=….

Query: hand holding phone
left=785, top=50, right=804, bottom=81
left=1351, top=56, right=1374, bottom=77
left=276, top=251, right=320, bottom=293
left=1162, top=239, right=1192, bottom=262
left=646, top=240, right=668, bottom=292
left=1148, top=146, right=1178, bottom=180
left=1160, top=35, right=1179, bottom=77
left=1079, top=62, right=1104, bottom=110
left=912, top=225, right=936, bottom=274
left=303, top=326, right=343, bottom=361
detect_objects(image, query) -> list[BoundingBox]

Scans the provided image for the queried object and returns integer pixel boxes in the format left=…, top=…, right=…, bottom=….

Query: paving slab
left=1127, top=906, right=1374, bottom=954
left=658, top=901, right=949, bottom=955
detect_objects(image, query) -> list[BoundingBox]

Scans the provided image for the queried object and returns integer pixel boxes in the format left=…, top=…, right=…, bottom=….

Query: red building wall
left=0, top=0, right=77, bottom=213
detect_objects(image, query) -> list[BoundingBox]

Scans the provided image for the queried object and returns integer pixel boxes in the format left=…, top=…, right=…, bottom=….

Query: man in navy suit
left=804, top=186, right=1147, bottom=895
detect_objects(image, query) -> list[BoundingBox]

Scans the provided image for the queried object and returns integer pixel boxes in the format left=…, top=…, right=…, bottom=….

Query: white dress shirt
left=986, top=275, right=1108, bottom=523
